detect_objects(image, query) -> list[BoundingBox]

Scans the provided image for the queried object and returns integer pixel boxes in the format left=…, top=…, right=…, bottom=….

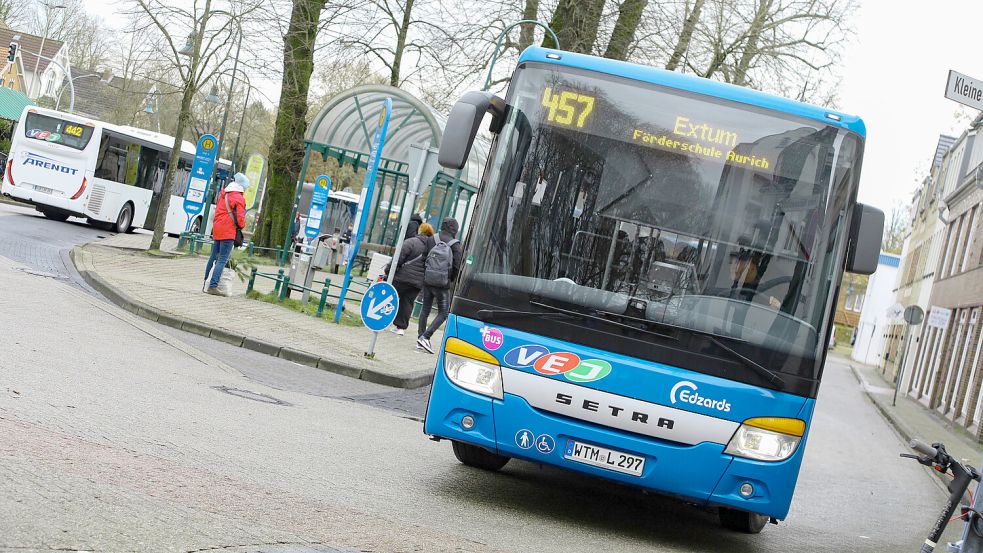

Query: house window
left=45, top=75, right=55, bottom=96
left=845, top=291, right=865, bottom=312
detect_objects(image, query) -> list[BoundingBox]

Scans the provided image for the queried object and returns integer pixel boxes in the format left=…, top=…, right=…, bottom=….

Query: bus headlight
left=724, top=417, right=805, bottom=462
left=444, top=352, right=503, bottom=399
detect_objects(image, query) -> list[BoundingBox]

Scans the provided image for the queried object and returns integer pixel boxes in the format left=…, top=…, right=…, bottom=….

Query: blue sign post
left=305, top=175, right=331, bottom=239
left=360, top=282, right=399, bottom=332
left=335, top=98, right=393, bottom=324
left=182, top=134, right=219, bottom=231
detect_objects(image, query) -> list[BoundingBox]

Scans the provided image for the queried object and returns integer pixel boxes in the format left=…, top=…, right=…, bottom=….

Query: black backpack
left=424, top=235, right=459, bottom=287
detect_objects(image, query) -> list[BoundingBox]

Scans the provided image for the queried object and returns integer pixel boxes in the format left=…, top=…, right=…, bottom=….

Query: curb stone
left=317, top=358, right=363, bottom=379
left=181, top=319, right=213, bottom=338
left=243, top=336, right=281, bottom=357
left=71, top=244, right=428, bottom=389
left=279, top=347, right=320, bottom=368
left=209, top=327, right=245, bottom=347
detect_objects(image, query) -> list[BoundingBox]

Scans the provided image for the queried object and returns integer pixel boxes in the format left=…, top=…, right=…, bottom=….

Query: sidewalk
left=71, top=233, right=440, bottom=388
left=844, top=352, right=982, bottom=463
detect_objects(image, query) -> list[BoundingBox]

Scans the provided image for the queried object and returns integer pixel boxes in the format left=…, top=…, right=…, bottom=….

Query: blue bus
left=424, top=46, right=884, bottom=534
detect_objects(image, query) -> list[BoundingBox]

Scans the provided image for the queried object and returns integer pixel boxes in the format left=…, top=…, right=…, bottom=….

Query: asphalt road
left=0, top=201, right=963, bottom=552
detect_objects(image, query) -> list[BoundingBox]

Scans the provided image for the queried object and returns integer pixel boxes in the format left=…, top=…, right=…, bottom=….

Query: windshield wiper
left=476, top=308, right=580, bottom=321
left=596, top=309, right=786, bottom=390
left=706, top=335, right=786, bottom=389
left=528, top=301, right=677, bottom=342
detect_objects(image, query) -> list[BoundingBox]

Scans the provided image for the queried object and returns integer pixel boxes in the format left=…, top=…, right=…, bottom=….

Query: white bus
left=2, top=105, right=231, bottom=235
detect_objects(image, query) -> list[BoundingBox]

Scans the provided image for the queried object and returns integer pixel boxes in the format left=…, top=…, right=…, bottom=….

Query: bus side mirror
left=438, top=91, right=506, bottom=171
left=845, top=203, right=884, bottom=275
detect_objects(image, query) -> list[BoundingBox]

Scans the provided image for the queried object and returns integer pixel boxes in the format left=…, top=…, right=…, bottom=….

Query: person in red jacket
left=203, top=173, right=248, bottom=295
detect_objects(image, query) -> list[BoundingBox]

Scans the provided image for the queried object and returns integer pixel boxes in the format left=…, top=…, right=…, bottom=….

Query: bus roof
left=517, top=47, right=866, bottom=138
left=23, top=106, right=232, bottom=167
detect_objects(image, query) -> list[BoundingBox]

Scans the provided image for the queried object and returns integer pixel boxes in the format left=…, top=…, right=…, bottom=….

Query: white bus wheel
left=115, top=203, right=133, bottom=234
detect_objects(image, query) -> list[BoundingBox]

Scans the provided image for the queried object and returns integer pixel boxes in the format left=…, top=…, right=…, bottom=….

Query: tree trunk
left=543, top=0, right=606, bottom=54
left=390, top=0, right=414, bottom=87
left=665, top=0, right=705, bottom=71
left=149, top=0, right=211, bottom=251
left=517, top=0, right=540, bottom=51
left=254, top=0, right=327, bottom=249
left=732, top=0, right=773, bottom=86
left=603, top=0, right=647, bottom=61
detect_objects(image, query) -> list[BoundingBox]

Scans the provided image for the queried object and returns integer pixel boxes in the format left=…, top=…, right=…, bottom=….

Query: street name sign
left=360, top=281, right=399, bottom=331
left=945, top=70, right=983, bottom=111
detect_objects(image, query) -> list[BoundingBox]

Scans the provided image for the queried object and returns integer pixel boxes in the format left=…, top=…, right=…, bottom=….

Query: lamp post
left=482, top=20, right=559, bottom=92
left=30, top=2, right=66, bottom=99
left=195, top=11, right=243, bottom=238
left=142, top=91, right=161, bottom=132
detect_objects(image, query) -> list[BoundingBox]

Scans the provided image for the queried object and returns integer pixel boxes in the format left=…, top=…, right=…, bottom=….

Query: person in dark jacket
left=404, top=213, right=423, bottom=240
left=386, top=223, right=435, bottom=336
left=416, top=218, right=463, bottom=353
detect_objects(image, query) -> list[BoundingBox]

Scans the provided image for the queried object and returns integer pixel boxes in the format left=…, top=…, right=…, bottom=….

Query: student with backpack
left=383, top=223, right=435, bottom=336
left=416, top=218, right=463, bottom=354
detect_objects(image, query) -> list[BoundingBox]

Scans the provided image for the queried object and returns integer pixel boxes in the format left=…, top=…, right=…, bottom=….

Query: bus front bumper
left=425, top=365, right=806, bottom=520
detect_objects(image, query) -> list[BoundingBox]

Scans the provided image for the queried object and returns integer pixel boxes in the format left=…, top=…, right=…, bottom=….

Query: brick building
left=905, top=117, right=983, bottom=440
left=882, top=135, right=955, bottom=382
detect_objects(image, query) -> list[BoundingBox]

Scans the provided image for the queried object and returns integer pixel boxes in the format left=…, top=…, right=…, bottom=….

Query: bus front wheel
left=451, top=441, right=510, bottom=471
left=115, top=203, right=133, bottom=234
left=718, top=507, right=768, bottom=534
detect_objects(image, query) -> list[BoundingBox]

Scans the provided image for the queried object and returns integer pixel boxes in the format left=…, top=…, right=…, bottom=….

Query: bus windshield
left=455, top=64, right=863, bottom=395
left=25, top=111, right=95, bottom=151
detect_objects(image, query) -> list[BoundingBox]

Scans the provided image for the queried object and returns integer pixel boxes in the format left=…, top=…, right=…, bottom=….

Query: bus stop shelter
left=299, top=85, right=490, bottom=253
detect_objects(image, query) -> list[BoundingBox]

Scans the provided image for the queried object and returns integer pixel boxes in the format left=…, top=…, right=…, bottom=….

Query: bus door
left=142, top=150, right=168, bottom=229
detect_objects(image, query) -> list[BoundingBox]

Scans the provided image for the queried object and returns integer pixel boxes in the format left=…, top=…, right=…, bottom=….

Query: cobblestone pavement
left=0, top=204, right=105, bottom=286
left=75, top=232, right=442, bottom=386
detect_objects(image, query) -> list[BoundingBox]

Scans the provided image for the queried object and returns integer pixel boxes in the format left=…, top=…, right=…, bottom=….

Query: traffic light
left=7, top=42, right=16, bottom=63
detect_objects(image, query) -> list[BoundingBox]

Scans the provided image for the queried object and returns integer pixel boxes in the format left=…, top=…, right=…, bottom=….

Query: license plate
left=564, top=440, right=645, bottom=476
left=33, top=185, right=54, bottom=195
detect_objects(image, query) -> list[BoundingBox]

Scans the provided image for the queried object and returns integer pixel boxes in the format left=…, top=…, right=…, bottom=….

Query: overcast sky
left=839, top=0, right=983, bottom=213
left=83, top=0, right=982, bottom=215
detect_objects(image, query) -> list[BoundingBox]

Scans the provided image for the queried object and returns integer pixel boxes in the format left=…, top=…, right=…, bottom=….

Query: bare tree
left=129, top=0, right=254, bottom=251
left=883, top=201, right=910, bottom=255
left=65, top=14, right=110, bottom=70
left=253, top=0, right=328, bottom=250
left=517, top=0, right=541, bottom=51
left=604, top=0, right=648, bottom=61
left=665, top=0, right=705, bottom=70
left=0, top=0, right=32, bottom=28
left=543, top=0, right=606, bottom=54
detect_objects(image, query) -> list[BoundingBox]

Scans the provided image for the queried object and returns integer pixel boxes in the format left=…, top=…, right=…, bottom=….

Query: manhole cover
left=211, top=386, right=291, bottom=406
left=18, top=267, right=67, bottom=280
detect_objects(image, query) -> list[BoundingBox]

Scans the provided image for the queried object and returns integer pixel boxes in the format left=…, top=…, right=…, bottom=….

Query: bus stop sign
left=183, top=134, right=219, bottom=221
left=360, top=282, right=399, bottom=331
left=305, top=175, right=331, bottom=239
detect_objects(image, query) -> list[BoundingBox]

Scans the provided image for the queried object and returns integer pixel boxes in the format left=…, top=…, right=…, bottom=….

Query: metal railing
left=245, top=267, right=369, bottom=319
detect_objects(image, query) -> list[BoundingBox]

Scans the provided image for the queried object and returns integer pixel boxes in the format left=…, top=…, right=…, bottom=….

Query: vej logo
left=22, top=152, right=78, bottom=176
left=670, top=381, right=732, bottom=412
